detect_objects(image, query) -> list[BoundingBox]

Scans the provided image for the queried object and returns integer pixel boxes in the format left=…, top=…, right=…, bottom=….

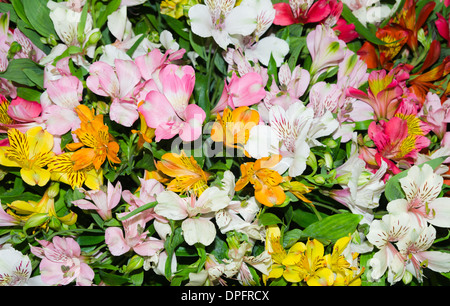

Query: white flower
left=397, top=224, right=450, bottom=283
left=155, top=187, right=231, bottom=246
left=0, top=244, right=46, bottom=286
left=366, top=213, right=410, bottom=284
left=387, top=163, right=450, bottom=229
left=245, top=102, right=313, bottom=177
left=188, top=0, right=257, bottom=50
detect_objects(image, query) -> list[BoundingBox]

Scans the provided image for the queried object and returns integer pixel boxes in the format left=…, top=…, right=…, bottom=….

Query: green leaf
left=258, top=212, right=283, bottom=226
left=301, top=213, right=363, bottom=243
left=384, top=156, right=449, bottom=202
left=341, top=3, right=388, bottom=46
left=119, top=201, right=158, bottom=221
left=0, top=58, right=43, bottom=87
left=94, top=0, right=121, bottom=29
left=22, top=0, right=57, bottom=38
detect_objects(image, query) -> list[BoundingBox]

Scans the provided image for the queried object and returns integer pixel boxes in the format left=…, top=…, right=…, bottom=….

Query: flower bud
left=402, top=270, right=413, bottom=285
left=8, top=41, right=22, bottom=57
left=23, top=213, right=49, bottom=232
left=88, top=30, right=102, bottom=45
left=313, top=175, right=325, bottom=185
left=47, top=182, right=60, bottom=198
left=124, top=255, right=144, bottom=274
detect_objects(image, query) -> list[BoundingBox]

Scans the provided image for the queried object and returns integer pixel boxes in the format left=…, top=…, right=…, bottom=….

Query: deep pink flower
left=273, top=0, right=335, bottom=26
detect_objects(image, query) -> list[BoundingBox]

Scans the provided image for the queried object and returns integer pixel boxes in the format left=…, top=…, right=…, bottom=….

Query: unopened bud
left=23, top=213, right=49, bottom=232
left=47, top=182, right=60, bottom=198
left=124, top=255, right=144, bottom=274
left=313, top=175, right=325, bottom=185
left=324, top=152, right=333, bottom=169
left=402, top=270, right=413, bottom=285
left=88, top=31, right=101, bottom=45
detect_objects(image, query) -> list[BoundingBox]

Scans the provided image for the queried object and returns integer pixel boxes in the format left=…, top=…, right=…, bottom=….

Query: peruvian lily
left=341, top=0, right=392, bottom=27
left=393, top=0, right=436, bottom=54
left=30, top=236, right=95, bottom=286
left=105, top=210, right=165, bottom=257
left=387, top=164, right=450, bottom=229
left=86, top=58, right=142, bottom=127
left=154, top=186, right=231, bottom=246
left=418, top=92, right=450, bottom=139
left=188, top=0, right=258, bottom=50
left=138, top=64, right=205, bottom=142
left=0, top=244, right=46, bottom=286
left=346, top=69, right=404, bottom=120
left=436, top=12, right=450, bottom=47
left=121, top=177, right=166, bottom=224
left=245, top=103, right=313, bottom=178
left=0, top=95, right=45, bottom=134
left=0, top=126, right=55, bottom=187
left=273, top=0, right=336, bottom=26
left=262, top=63, right=310, bottom=115
left=211, top=72, right=266, bottom=115
left=306, top=24, right=347, bottom=83
left=41, top=75, right=83, bottom=136
left=72, top=181, right=122, bottom=221
left=396, top=224, right=450, bottom=283
left=366, top=212, right=410, bottom=284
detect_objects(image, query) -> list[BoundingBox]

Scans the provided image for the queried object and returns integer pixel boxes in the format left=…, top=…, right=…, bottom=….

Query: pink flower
left=436, top=12, right=450, bottom=46
left=86, top=59, right=142, bottom=127
left=273, top=0, right=334, bottom=26
left=211, top=72, right=266, bottom=114
left=30, top=236, right=95, bottom=286
left=346, top=69, right=405, bottom=120
left=41, top=75, right=83, bottom=136
left=72, top=181, right=122, bottom=221
left=105, top=212, right=164, bottom=257
left=138, top=64, right=206, bottom=142
left=0, top=94, right=45, bottom=134
left=333, top=18, right=359, bottom=43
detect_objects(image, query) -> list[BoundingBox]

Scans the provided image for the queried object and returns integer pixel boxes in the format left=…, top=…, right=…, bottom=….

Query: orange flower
left=154, top=150, right=211, bottom=196
left=235, top=155, right=286, bottom=207
left=211, top=106, right=260, bottom=152
left=66, top=105, right=121, bottom=171
left=375, top=24, right=409, bottom=70
left=131, top=111, right=155, bottom=150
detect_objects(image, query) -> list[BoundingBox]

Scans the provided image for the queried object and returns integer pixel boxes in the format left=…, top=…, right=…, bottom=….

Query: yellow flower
left=265, top=226, right=306, bottom=283
left=131, top=111, right=155, bottom=150
left=66, top=105, right=121, bottom=171
left=235, top=155, right=286, bottom=207
left=297, top=239, right=334, bottom=286
left=153, top=150, right=211, bottom=196
left=211, top=106, right=260, bottom=153
left=281, top=177, right=314, bottom=203
left=6, top=183, right=77, bottom=231
left=0, top=127, right=55, bottom=186
left=0, top=95, right=15, bottom=125
left=48, top=152, right=103, bottom=190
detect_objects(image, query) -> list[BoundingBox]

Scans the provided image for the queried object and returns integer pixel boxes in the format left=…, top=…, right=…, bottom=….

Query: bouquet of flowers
left=0, top=0, right=450, bottom=287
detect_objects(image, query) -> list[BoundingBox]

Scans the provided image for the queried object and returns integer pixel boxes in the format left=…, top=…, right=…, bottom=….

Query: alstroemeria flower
left=211, top=106, right=260, bottom=152
left=86, top=59, right=142, bottom=127
left=418, top=92, right=450, bottom=139
left=396, top=224, right=450, bottom=283
left=138, top=64, right=206, bottom=142
left=5, top=183, right=77, bottom=230
left=72, top=181, right=122, bottom=221
left=154, top=186, right=231, bottom=246
left=366, top=213, right=410, bottom=284
left=0, top=126, right=55, bottom=187
left=306, top=24, right=347, bottom=83
left=347, top=69, right=405, bottom=120
left=152, top=151, right=211, bottom=196
left=30, top=236, right=95, bottom=286
left=273, top=0, right=336, bottom=26
left=387, top=164, right=450, bottom=229
left=66, top=105, right=121, bottom=171
left=188, top=0, right=258, bottom=50
left=436, top=12, right=450, bottom=47
left=0, top=244, right=46, bottom=286
left=211, top=72, right=266, bottom=115
left=235, top=155, right=286, bottom=207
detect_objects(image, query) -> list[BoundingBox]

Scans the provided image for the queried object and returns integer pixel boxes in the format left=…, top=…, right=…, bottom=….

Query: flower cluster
left=0, top=0, right=449, bottom=287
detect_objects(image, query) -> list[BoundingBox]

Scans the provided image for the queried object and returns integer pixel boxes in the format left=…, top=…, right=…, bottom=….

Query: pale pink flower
left=72, top=181, right=122, bottom=221
left=41, top=75, right=83, bottom=135
left=138, top=64, right=206, bottom=142
left=0, top=201, right=21, bottom=226
left=306, top=24, right=347, bottom=82
left=86, top=59, right=142, bottom=127
left=30, top=236, right=95, bottom=286
left=105, top=212, right=164, bottom=257
left=418, top=92, right=450, bottom=139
